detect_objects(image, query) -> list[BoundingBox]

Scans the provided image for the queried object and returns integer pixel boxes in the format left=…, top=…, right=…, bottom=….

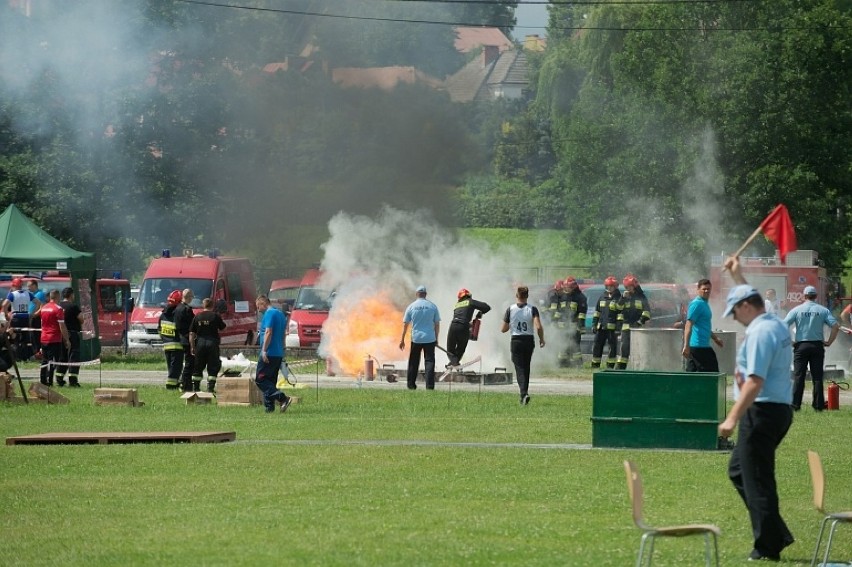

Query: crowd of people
left=0, top=277, right=81, bottom=388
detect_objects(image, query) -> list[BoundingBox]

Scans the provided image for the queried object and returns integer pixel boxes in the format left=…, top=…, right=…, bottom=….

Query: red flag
left=759, top=204, right=797, bottom=263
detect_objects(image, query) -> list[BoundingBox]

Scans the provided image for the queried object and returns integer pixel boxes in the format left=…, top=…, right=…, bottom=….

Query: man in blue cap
left=783, top=285, right=839, bottom=411
left=399, top=285, right=440, bottom=390
left=718, top=255, right=795, bottom=562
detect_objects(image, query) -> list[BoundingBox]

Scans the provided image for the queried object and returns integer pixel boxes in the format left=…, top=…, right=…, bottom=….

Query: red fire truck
left=709, top=249, right=830, bottom=313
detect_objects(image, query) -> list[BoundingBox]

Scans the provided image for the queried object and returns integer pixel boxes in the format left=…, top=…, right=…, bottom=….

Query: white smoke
left=318, top=206, right=572, bottom=374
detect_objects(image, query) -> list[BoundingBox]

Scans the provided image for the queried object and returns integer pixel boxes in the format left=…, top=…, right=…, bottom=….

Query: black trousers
left=591, top=329, right=618, bottom=367
left=164, top=347, right=184, bottom=382
left=686, top=347, right=720, bottom=373
left=728, top=402, right=794, bottom=558
left=446, top=322, right=470, bottom=366
left=407, top=341, right=436, bottom=390
left=792, top=341, right=825, bottom=410
left=193, top=338, right=222, bottom=379
left=180, top=338, right=195, bottom=388
left=55, top=333, right=81, bottom=381
left=510, top=336, right=535, bottom=399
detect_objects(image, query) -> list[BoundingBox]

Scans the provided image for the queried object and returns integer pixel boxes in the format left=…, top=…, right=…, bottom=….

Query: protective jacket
left=451, top=298, right=491, bottom=326
left=592, top=289, right=622, bottom=331
left=158, top=304, right=182, bottom=351
left=173, top=302, right=195, bottom=347
left=546, top=288, right=568, bottom=324
left=618, top=287, right=651, bottom=330
left=563, top=288, right=588, bottom=327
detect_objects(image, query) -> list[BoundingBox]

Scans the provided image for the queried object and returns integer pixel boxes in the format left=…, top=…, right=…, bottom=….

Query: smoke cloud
left=317, top=206, right=573, bottom=374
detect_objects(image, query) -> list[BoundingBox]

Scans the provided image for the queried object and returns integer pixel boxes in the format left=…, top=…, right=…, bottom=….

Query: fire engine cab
left=709, top=249, right=830, bottom=313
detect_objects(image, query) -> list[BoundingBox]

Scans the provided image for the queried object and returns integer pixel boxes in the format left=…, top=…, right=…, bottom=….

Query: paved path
left=14, top=366, right=852, bottom=405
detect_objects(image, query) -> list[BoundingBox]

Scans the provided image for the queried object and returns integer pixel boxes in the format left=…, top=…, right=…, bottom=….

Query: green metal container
left=591, top=370, right=726, bottom=450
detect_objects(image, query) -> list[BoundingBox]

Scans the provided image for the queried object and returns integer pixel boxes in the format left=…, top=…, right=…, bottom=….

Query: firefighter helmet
left=457, top=288, right=471, bottom=300
left=563, top=277, right=577, bottom=289
left=11, top=277, right=22, bottom=288
left=167, top=290, right=183, bottom=305
left=623, top=274, right=639, bottom=288
left=604, top=276, right=617, bottom=287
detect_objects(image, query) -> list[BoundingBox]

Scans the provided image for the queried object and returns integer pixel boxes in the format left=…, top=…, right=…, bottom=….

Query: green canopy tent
left=0, top=204, right=100, bottom=359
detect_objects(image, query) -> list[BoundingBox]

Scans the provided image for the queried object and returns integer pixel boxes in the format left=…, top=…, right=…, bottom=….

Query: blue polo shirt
left=735, top=313, right=793, bottom=404
left=783, top=300, right=837, bottom=342
left=402, top=298, right=440, bottom=344
left=259, top=307, right=286, bottom=358
left=686, top=296, right=713, bottom=348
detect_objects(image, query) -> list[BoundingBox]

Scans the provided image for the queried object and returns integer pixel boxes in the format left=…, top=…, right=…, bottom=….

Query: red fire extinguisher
left=364, top=355, right=375, bottom=382
left=470, top=316, right=481, bottom=341
left=827, top=381, right=849, bottom=410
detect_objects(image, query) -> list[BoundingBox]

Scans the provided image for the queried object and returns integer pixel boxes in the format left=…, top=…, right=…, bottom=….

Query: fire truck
left=709, top=249, right=831, bottom=313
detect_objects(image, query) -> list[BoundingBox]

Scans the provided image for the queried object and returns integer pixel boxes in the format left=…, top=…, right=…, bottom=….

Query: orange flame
left=323, top=291, right=404, bottom=375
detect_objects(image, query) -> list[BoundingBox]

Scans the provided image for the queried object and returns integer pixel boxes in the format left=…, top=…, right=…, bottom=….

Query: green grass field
left=1, top=383, right=851, bottom=566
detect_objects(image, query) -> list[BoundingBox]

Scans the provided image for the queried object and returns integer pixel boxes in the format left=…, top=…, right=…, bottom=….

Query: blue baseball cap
left=723, top=285, right=762, bottom=318
left=804, top=285, right=817, bottom=296
left=416, top=285, right=427, bottom=293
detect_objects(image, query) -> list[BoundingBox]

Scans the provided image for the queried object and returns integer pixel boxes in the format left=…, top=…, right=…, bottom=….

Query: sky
left=515, top=0, right=549, bottom=37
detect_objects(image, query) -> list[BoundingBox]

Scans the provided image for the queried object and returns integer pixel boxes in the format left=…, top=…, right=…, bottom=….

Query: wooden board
left=6, top=431, right=236, bottom=446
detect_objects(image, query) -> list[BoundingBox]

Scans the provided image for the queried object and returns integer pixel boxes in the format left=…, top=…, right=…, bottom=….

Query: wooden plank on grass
left=6, top=431, right=236, bottom=446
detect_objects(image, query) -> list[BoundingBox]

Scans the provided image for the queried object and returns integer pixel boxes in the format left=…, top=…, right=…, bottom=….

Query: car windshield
left=137, top=278, right=212, bottom=308
left=294, top=286, right=333, bottom=310
left=269, top=287, right=299, bottom=303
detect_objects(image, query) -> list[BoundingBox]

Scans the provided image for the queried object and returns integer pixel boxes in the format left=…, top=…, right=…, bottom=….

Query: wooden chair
left=624, top=460, right=721, bottom=567
left=807, top=450, right=852, bottom=566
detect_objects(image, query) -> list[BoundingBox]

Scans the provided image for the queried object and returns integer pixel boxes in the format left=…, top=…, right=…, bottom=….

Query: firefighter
left=545, top=279, right=566, bottom=326
left=446, top=288, right=491, bottom=367
left=616, top=274, right=651, bottom=370
left=591, top=276, right=621, bottom=369
left=158, top=290, right=184, bottom=390
left=561, top=277, right=588, bottom=367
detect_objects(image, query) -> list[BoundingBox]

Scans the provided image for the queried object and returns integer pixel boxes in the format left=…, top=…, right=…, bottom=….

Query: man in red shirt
left=39, top=289, right=70, bottom=387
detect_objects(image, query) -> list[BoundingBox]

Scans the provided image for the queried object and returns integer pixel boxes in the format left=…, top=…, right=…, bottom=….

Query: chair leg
left=637, top=533, right=653, bottom=567
left=822, top=519, right=841, bottom=567
left=811, top=516, right=830, bottom=567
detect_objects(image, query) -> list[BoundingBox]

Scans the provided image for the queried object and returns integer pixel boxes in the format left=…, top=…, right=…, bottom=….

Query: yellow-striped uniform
left=591, top=289, right=622, bottom=368
left=560, top=287, right=588, bottom=367
left=616, top=288, right=651, bottom=369
left=158, top=304, right=183, bottom=388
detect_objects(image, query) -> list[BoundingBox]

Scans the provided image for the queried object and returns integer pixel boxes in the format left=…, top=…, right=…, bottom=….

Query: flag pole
left=732, top=225, right=765, bottom=258
left=722, top=225, right=764, bottom=272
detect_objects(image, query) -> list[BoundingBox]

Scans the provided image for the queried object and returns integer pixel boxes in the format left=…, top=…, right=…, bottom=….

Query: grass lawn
left=1, top=384, right=851, bottom=566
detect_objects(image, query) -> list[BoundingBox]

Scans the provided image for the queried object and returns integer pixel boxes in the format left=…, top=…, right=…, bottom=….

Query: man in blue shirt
left=719, top=256, right=795, bottom=562
left=255, top=295, right=291, bottom=413
left=783, top=285, right=839, bottom=411
left=682, top=278, right=724, bottom=372
left=399, top=285, right=440, bottom=390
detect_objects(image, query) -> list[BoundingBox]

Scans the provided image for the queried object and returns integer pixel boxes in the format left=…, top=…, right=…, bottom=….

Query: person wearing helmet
left=559, top=277, right=588, bottom=368
left=545, top=279, right=567, bottom=328
left=615, top=275, right=651, bottom=370
left=446, top=288, right=491, bottom=368
left=158, top=289, right=184, bottom=389
left=591, top=276, right=621, bottom=369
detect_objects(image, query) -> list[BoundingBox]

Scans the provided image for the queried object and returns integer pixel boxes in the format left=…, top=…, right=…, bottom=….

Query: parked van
left=45, top=276, right=131, bottom=347
left=268, top=277, right=301, bottom=312
left=128, top=253, right=257, bottom=346
left=286, top=269, right=334, bottom=349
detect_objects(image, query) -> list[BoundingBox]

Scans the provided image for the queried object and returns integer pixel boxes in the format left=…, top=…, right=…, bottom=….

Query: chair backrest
left=624, top=460, right=650, bottom=530
left=807, top=450, right=826, bottom=514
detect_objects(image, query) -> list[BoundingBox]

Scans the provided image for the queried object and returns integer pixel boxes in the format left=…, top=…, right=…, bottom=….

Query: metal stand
left=2, top=333, right=28, bottom=403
